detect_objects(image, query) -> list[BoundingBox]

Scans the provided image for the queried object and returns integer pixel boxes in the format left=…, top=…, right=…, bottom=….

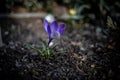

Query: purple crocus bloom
left=43, top=19, right=66, bottom=45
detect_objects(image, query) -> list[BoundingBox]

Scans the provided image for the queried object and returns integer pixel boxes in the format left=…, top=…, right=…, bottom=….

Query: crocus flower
left=43, top=19, right=66, bottom=46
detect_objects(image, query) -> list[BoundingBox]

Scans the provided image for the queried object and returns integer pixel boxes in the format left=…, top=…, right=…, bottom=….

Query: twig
left=0, top=27, right=3, bottom=47
left=0, top=13, right=47, bottom=18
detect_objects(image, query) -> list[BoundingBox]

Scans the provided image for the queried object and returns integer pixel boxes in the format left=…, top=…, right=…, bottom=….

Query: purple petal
left=50, top=21, right=58, bottom=31
left=58, top=24, right=66, bottom=35
left=43, top=19, right=51, bottom=35
left=50, top=31, right=60, bottom=39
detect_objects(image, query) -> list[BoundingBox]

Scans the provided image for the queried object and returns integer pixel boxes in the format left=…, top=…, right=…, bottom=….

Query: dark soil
left=0, top=23, right=120, bottom=80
